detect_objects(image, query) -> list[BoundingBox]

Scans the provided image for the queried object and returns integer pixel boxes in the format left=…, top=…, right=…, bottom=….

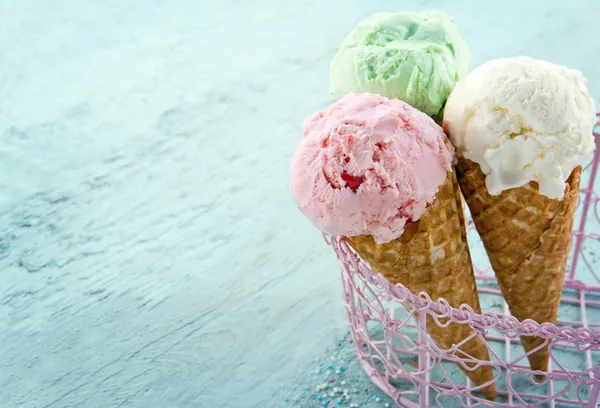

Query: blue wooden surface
left=1, top=1, right=599, bottom=407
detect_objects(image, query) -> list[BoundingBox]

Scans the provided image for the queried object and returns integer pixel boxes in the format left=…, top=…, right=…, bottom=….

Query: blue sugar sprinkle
left=338, top=366, right=344, bottom=372
left=283, top=397, right=289, bottom=402
left=317, top=396, right=323, bottom=401
left=303, top=386, right=310, bottom=390
left=327, top=364, right=334, bottom=370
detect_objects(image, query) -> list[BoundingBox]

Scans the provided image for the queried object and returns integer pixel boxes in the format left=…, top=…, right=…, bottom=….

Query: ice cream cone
left=345, top=170, right=497, bottom=400
left=442, top=57, right=595, bottom=376
left=455, top=155, right=581, bottom=375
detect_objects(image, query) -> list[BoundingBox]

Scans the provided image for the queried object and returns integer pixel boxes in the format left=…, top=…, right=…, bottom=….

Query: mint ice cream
left=330, top=11, right=470, bottom=117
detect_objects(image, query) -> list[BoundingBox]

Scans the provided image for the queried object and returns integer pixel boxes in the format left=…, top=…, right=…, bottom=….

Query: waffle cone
left=345, top=171, right=496, bottom=400
left=455, top=155, right=581, bottom=375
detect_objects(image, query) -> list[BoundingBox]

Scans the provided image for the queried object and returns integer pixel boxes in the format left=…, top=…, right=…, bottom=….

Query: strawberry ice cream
left=290, top=92, right=454, bottom=244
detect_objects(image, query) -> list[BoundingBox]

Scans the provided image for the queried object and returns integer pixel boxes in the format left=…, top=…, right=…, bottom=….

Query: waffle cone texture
left=345, top=170, right=497, bottom=400
left=455, top=155, right=581, bottom=375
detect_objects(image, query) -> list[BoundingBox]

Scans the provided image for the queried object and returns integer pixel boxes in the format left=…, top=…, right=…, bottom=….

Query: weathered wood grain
left=0, top=1, right=598, bottom=407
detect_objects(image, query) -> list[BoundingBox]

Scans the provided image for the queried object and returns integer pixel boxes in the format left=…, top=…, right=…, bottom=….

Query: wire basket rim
left=328, top=234, right=600, bottom=347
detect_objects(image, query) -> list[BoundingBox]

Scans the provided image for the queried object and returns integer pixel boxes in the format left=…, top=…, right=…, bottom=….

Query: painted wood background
left=1, top=1, right=599, bottom=407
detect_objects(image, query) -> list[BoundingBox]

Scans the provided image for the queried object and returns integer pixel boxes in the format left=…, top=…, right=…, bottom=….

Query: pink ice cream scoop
left=290, top=92, right=454, bottom=244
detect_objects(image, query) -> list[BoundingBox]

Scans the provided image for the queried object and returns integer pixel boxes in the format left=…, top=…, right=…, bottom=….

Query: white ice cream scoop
left=443, top=56, right=596, bottom=199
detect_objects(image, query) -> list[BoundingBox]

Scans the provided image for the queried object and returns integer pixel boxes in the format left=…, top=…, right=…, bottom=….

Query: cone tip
left=481, top=384, right=497, bottom=401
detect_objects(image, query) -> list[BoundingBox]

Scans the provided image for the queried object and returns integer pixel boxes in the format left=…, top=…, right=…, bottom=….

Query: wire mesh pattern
left=327, top=113, right=600, bottom=407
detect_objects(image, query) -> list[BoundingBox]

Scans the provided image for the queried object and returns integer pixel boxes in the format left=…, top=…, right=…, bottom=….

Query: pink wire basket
left=327, top=113, right=600, bottom=407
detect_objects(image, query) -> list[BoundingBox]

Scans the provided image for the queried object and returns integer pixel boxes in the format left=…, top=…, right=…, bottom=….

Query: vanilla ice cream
left=444, top=57, right=596, bottom=199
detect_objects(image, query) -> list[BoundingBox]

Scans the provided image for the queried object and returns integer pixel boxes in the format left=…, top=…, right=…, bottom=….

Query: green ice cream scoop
left=330, top=11, right=470, bottom=117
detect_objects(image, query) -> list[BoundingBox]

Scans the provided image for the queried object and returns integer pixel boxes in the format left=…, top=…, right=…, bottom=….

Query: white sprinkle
left=385, top=404, right=391, bottom=407
left=322, top=394, right=328, bottom=399
left=375, top=397, right=381, bottom=402
left=329, top=392, right=335, bottom=397
left=341, top=381, right=346, bottom=385
left=330, top=356, right=336, bottom=361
